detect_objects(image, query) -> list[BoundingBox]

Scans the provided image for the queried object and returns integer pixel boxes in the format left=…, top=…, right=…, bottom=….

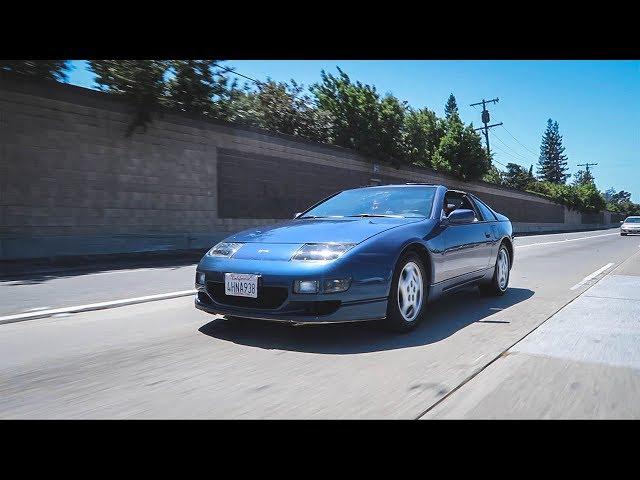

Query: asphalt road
left=1, top=227, right=638, bottom=418
left=423, top=246, right=640, bottom=419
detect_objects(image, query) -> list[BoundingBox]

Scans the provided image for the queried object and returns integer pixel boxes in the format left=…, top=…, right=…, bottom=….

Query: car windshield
left=624, top=217, right=640, bottom=223
left=300, top=186, right=436, bottom=219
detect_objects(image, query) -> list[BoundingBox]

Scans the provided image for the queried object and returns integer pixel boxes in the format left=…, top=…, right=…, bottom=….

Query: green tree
left=231, top=79, right=333, bottom=143
left=431, top=115, right=491, bottom=181
left=528, top=181, right=578, bottom=209
left=604, top=189, right=640, bottom=216
left=209, top=74, right=245, bottom=122
left=537, top=118, right=569, bottom=184
left=603, top=187, right=618, bottom=203
left=444, top=93, right=458, bottom=119
left=575, top=182, right=606, bottom=212
left=482, top=165, right=504, bottom=185
left=610, top=190, right=632, bottom=204
left=402, top=107, right=443, bottom=168
left=528, top=180, right=606, bottom=213
left=572, top=169, right=595, bottom=186
left=311, top=68, right=407, bottom=163
left=89, top=60, right=169, bottom=136
left=165, top=60, right=226, bottom=116
left=0, top=60, right=70, bottom=81
left=503, top=162, right=536, bottom=190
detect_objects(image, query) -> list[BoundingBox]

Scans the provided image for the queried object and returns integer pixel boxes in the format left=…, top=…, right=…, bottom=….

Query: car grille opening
left=205, top=281, right=288, bottom=310
left=288, top=300, right=342, bottom=316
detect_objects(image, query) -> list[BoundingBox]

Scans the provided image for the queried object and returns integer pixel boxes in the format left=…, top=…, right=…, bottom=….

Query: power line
left=492, top=132, right=538, bottom=164
left=470, top=104, right=540, bottom=163
left=500, top=125, right=540, bottom=158
left=212, top=62, right=265, bottom=86
left=491, top=137, right=536, bottom=172
left=469, top=98, right=529, bottom=171
left=492, top=157, right=509, bottom=168
left=470, top=97, right=502, bottom=158
left=490, top=142, right=519, bottom=162
left=490, top=143, right=531, bottom=169
left=487, top=143, right=523, bottom=169
left=492, top=134, right=532, bottom=161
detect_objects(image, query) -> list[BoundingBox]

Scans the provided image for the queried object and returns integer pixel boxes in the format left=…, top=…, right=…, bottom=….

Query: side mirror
left=448, top=209, right=476, bottom=225
left=294, top=212, right=302, bottom=219
left=620, top=220, right=624, bottom=224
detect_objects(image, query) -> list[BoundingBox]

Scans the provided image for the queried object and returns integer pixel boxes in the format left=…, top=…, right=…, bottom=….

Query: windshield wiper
left=347, top=213, right=403, bottom=218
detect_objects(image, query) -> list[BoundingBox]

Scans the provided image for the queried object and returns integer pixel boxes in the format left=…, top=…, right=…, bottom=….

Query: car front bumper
left=621, top=228, right=640, bottom=234
left=194, top=256, right=390, bottom=324
left=194, top=289, right=387, bottom=324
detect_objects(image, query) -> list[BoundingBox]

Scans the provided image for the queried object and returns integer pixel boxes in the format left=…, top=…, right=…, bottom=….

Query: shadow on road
left=198, top=287, right=535, bottom=354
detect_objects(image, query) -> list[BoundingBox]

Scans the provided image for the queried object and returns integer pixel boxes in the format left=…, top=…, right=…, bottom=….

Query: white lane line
left=515, top=232, right=618, bottom=248
left=569, top=263, right=615, bottom=291
left=0, top=289, right=197, bottom=326
left=24, top=306, right=52, bottom=312
left=92, top=268, right=156, bottom=275
left=91, top=266, right=197, bottom=275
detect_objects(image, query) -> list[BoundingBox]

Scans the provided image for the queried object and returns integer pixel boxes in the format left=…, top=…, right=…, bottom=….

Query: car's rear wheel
left=384, top=252, right=427, bottom=332
left=479, top=244, right=510, bottom=296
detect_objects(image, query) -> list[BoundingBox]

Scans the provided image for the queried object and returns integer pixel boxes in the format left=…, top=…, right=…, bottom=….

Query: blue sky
left=67, top=60, right=640, bottom=201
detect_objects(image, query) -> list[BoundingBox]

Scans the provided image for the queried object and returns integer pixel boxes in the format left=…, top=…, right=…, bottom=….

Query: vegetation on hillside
left=3, top=60, right=638, bottom=215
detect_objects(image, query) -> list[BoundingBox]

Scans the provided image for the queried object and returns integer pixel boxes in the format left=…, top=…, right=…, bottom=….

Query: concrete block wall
left=0, top=74, right=621, bottom=261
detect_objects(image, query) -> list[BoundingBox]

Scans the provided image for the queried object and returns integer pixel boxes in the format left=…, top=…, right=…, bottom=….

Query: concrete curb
left=0, top=290, right=197, bottom=326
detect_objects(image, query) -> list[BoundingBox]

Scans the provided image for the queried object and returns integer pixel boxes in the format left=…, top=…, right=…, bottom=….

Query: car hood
left=226, top=217, right=424, bottom=244
left=622, top=223, right=640, bottom=228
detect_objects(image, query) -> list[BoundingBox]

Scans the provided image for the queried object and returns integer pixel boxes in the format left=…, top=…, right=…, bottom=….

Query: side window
left=443, top=192, right=480, bottom=221
left=473, top=197, right=497, bottom=222
left=443, top=193, right=463, bottom=216
left=461, top=196, right=480, bottom=221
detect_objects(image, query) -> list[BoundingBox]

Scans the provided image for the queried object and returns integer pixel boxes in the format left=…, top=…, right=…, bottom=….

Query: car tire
left=479, top=244, right=510, bottom=297
left=384, top=251, right=428, bottom=333
left=621, top=232, right=627, bottom=236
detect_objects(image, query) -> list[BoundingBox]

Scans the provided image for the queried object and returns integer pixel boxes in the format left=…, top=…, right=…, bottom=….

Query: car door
left=440, top=192, right=493, bottom=282
left=469, top=194, right=498, bottom=269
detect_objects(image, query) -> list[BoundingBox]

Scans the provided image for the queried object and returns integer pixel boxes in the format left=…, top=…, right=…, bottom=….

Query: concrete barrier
left=512, top=222, right=620, bottom=235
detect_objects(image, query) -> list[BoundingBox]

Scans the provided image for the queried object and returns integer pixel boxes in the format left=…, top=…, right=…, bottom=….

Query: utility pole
left=470, top=97, right=503, bottom=158
left=577, top=162, right=598, bottom=183
left=577, top=162, right=598, bottom=174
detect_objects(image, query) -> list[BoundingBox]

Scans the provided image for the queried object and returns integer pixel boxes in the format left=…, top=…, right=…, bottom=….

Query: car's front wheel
left=479, top=244, right=510, bottom=296
left=384, top=252, right=427, bottom=332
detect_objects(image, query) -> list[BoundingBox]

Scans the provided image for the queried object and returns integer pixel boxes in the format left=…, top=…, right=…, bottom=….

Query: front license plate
left=224, top=273, right=258, bottom=298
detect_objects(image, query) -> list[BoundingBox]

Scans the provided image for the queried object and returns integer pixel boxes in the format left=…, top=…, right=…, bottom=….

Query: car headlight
left=206, top=242, right=243, bottom=258
left=290, top=243, right=356, bottom=261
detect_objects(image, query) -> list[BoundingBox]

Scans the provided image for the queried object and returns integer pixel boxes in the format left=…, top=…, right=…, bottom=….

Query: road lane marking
left=0, top=289, right=197, bottom=326
left=570, top=263, right=615, bottom=291
left=93, top=268, right=156, bottom=275
left=515, top=232, right=618, bottom=248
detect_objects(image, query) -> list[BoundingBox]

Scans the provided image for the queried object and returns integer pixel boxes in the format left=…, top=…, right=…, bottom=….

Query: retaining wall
left=0, top=73, right=621, bottom=261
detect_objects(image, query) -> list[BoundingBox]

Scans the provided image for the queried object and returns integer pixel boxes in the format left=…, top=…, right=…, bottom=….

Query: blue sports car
left=195, top=184, right=513, bottom=332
